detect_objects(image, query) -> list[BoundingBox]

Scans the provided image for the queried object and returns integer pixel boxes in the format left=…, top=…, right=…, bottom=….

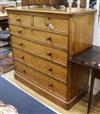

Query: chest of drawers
left=7, top=7, right=96, bottom=109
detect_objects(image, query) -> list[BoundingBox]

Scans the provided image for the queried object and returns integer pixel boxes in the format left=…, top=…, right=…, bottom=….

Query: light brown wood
left=8, top=14, right=33, bottom=27
left=11, top=36, right=68, bottom=65
left=34, top=16, right=69, bottom=34
left=9, top=25, right=68, bottom=50
left=7, top=7, right=96, bottom=15
left=13, top=48, right=68, bottom=83
left=69, top=14, right=95, bottom=56
left=15, top=60, right=68, bottom=100
left=7, top=7, right=96, bottom=109
left=9, top=25, right=23, bottom=37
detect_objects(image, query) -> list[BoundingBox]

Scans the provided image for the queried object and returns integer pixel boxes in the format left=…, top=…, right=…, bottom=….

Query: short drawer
left=8, top=14, right=33, bottom=27
left=22, top=28, right=68, bottom=50
left=34, top=16, right=68, bottom=34
left=11, top=36, right=68, bottom=65
left=15, top=60, right=67, bottom=100
left=13, top=48, right=68, bottom=82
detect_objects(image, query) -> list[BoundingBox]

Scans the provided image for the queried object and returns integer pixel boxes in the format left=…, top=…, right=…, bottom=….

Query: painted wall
left=93, top=15, right=100, bottom=92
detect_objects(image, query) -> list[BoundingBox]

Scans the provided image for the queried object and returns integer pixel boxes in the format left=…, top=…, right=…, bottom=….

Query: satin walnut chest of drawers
left=7, top=7, right=96, bottom=109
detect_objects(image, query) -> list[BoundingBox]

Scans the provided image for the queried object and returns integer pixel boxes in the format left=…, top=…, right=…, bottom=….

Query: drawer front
left=10, top=25, right=68, bottom=50
left=15, top=60, right=67, bottom=99
left=22, top=28, right=68, bottom=50
left=34, top=16, right=68, bottom=34
left=13, top=48, right=67, bottom=82
left=9, top=25, right=22, bottom=37
left=11, top=36, right=68, bottom=65
left=8, top=14, right=33, bottom=27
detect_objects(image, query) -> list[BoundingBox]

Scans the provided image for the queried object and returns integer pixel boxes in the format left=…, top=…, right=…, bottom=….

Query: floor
left=2, top=70, right=100, bottom=114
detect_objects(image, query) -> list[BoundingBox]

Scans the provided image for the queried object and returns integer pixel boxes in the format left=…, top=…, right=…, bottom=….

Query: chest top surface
left=6, top=7, right=96, bottom=15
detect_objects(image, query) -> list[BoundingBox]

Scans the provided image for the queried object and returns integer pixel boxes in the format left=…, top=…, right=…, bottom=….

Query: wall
left=93, top=14, right=100, bottom=93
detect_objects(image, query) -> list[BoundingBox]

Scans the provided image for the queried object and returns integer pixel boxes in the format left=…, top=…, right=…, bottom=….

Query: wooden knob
left=20, top=56, right=24, bottom=60
left=16, top=17, right=20, bottom=22
left=19, top=43, right=23, bottom=46
left=46, top=37, right=52, bottom=42
left=46, top=52, right=52, bottom=57
left=18, top=31, right=22, bottom=34
left=48, top=67, right=53, bottom=72
left=22, top=70, right=26, bottom=73
left=48, top=82, right=53, bottom=88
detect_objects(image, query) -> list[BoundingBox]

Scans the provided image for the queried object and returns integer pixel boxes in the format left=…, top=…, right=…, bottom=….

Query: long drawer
left=13, top=48, right=68, bottom=82
left=15, top=60, right=68, bottom=100
left=9, top=25, right=68, bottom=50
left=11, top=36, right=68, bottom=65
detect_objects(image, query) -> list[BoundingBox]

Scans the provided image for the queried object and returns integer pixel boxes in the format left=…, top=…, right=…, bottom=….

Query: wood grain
left=7, top=7, right=96, bottom=109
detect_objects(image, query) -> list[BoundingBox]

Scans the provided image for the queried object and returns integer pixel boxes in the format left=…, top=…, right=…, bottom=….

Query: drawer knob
left=48, top=17, right=51, bottom=20
left=48, top=82, right=53, bottom=88
left=48, top=67, right=53, bottom=72
left=18, top=31, right=22, bottom=34
left=20, top=56, right=24, bottom=60
left=16, top=17, right=20, bottom=22
left=46, top=37, right=52, bottom=42
left=19, top=43, right=23, bottom=46
left=22, top=70, right=26, bottom=73
left=46, top=52, right=52, bottom=57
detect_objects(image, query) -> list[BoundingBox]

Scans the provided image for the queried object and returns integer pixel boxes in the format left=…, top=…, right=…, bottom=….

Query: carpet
left=0, top=76, right=58, bottom=114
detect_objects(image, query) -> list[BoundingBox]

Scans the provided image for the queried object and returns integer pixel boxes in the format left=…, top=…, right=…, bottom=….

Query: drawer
left=13, top=48, right=68, bottom=82
left=8, top=14, right=33, bottom=27
left=15, top=60, right=67, bottom=100
left=34, top=16, right=68, bottom=34
left=11, top=36, right=68, bottom=65
left=9, top=25, right=22, bottom=37
left=21, top=28, right=68, bottom=50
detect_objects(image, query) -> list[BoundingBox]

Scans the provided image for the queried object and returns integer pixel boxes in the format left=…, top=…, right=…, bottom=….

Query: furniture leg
left=87, top=69, right=95, bottom=114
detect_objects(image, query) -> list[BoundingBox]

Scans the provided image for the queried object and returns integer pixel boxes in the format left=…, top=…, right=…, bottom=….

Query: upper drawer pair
left=8, top=13, right=69, bottom=34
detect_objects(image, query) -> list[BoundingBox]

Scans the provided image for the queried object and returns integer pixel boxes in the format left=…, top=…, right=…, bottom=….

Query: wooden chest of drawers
left=7, top=7, right=96, bottom=109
